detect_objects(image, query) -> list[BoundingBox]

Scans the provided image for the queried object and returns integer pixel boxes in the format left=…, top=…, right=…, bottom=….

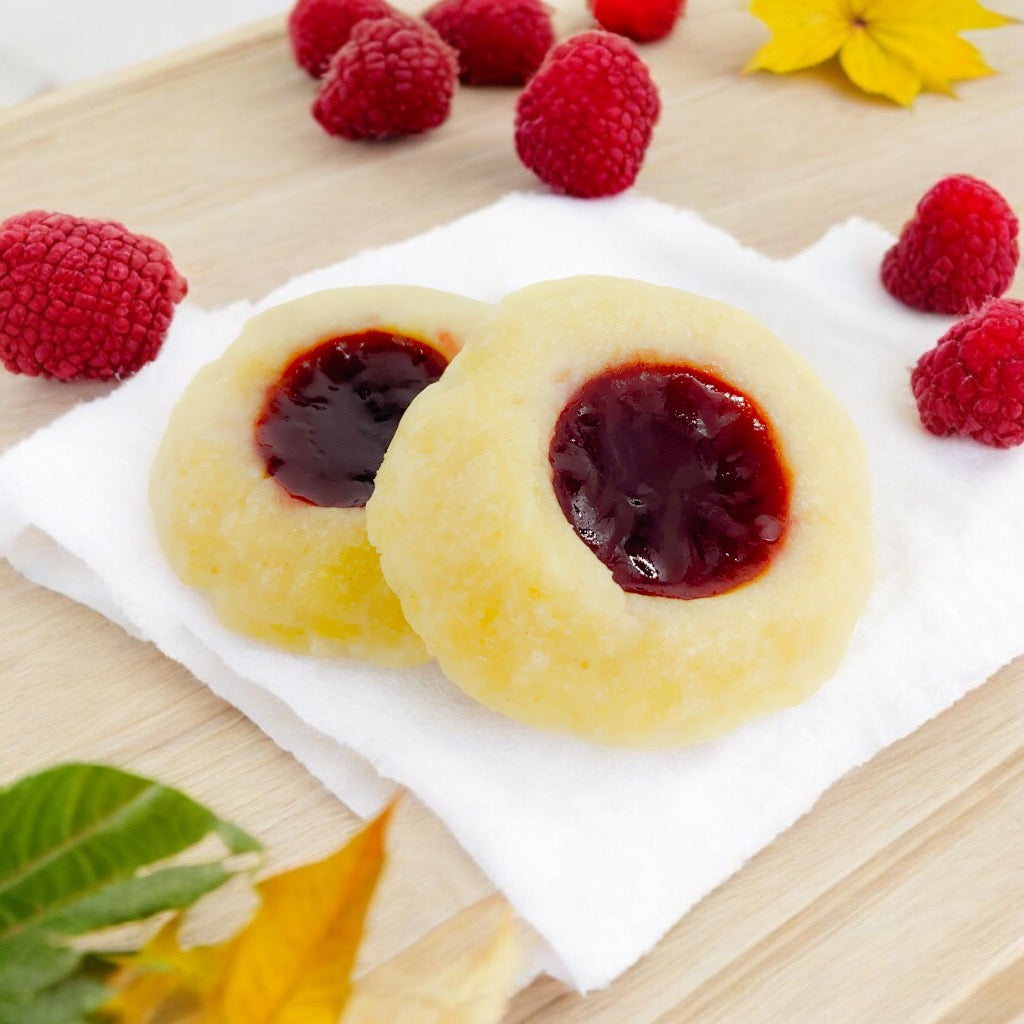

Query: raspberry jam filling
left=549, top=362, right=790, bottom=599
left=256, top=330, right=448, bottom=508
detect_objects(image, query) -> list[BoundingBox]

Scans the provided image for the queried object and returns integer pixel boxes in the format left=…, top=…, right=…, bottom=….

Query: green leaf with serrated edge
left=44, top=862, right=234, bottom=936
left=0, top=971, right=111, bottom=1024
left=0, top=953, right=113, bottom=1024
left=213, top=818, right=262, bottom=856
left=0, top=928, right=81, bottom=996
left=0, top=862, right=234, bottom=997
left=0, top=763, right=260, bottom=941
left=0, top=763, right=259, bottom=1012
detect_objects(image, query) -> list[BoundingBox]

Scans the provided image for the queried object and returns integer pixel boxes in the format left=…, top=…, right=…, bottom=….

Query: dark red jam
left=549, top=362, right=790, bottom=599
left=255, top=330, right=448, bottom=508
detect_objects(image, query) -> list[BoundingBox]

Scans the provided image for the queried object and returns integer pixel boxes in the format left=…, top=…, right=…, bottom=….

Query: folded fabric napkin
left=2, top=193, right=1022, bottom=993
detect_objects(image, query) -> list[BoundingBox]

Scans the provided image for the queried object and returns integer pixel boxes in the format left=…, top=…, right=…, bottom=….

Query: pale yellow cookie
left=366, top=276, right=874, bottom=745
left=150, top=285, right=490, bottom=665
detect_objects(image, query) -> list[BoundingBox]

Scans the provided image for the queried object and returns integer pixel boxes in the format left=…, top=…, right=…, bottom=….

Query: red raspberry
left=313, top=15, right=458, bottom=139
left=422, top=0, right=555, bottom=86
left=588, top=0, right=686, bottom=43
left=288, top=0, right=397, bottom=78
left=0, top=211, right=187, bottom=382
left=911, top=298, right=1024, bottom=447
left=514, top=30, right=660, bottom=198
left=881, top=174, right=1019, bottom=315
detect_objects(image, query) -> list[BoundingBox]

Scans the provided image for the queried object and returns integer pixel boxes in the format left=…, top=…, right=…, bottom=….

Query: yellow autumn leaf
left=342, top=895, right=520, bottom=1024
left=746, top=0, right=1018, bottom=105
left=102, top=915, right=226, bottom=1024
left=209, top=803, right=392, bottom=1024
left=101, top=804, right=392, bottom=1024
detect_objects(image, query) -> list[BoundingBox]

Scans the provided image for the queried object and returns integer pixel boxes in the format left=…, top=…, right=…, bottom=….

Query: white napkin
left=2, top=193, right=1022, bottom=993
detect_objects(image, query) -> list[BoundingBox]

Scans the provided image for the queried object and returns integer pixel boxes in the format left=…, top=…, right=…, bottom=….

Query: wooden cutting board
left=2, top=3, right=1023, bottom=1020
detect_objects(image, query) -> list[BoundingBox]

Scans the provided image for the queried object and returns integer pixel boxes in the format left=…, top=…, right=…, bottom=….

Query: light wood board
left=2, top=3, right=1024, bottom=1020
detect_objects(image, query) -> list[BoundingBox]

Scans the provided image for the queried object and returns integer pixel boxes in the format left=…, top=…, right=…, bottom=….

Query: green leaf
left=43, top=863, right=235, bottom=936
left=0, top=971, right=111, bottom=1024
left=0, top=863, right=237, bottom=994
left=0, top=763, right=259, bottom=942
left=0, top=762, right=261, bottom=1012
left=213, top=819, right=262, bottom=856
left=0, top=928, right=82, bottom=995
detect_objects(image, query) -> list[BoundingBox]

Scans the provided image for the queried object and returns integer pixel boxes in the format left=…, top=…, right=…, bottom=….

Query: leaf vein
left=0, top=785, right=166, bottom=940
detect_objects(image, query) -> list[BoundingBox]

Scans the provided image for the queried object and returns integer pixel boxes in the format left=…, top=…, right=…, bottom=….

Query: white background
left=0, top=0, right=580, bottom=107
left=0, top=0, right=314, bottom=106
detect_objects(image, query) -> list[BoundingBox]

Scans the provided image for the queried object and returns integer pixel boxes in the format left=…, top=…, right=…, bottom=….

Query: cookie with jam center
left=150, top=285, right=490, bottom=665
left=366, top=276, right=874, bottom=745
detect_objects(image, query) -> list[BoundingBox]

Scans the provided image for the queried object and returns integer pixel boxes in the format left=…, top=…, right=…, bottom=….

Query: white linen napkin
left=2, top=192, right=1022, bottom=993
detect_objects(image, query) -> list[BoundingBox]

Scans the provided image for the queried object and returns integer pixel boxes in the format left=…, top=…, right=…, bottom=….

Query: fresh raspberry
left=0, top=211, right=187, bottom=382
left=911, top=298, right=1024, bottom=447
left=422, top=0, right=555, bottom=86
left=588, top=0, right=686, bottom=43
left=313, top=15, right=458, bottom=139
left=514, top=30, right=660, bottom=198
left=881, top=174, right=1019, bottom=315
left=288, top=0, right=397, bottom=78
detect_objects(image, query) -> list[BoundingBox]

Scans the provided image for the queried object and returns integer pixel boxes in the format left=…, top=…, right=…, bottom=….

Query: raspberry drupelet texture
left=288, top=0, right=397, bottom=77
left=911, top=298, right=1024, bottom=447
left=589, top=0, right=686, bottom=43
left=882, top=174, right=1019, bottom=315
left=514, top=30, right=660, bottom=198
left=0, top=210, right=187, bottom=382
left=313, top=14, right=458, bottom=139
left=422, top=0, right=555, bottom=85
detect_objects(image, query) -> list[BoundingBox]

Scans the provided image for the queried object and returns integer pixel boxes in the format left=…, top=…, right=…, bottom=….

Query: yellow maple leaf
left=101, top=804, right=392, bottom=1024
left=342, top=895, right=520, bottom=1024
left=745, top=0, right=1018, bottom=105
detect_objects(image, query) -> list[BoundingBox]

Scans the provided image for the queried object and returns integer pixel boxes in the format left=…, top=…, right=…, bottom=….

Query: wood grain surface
left=2, top=3, right=1024, bottom=1020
